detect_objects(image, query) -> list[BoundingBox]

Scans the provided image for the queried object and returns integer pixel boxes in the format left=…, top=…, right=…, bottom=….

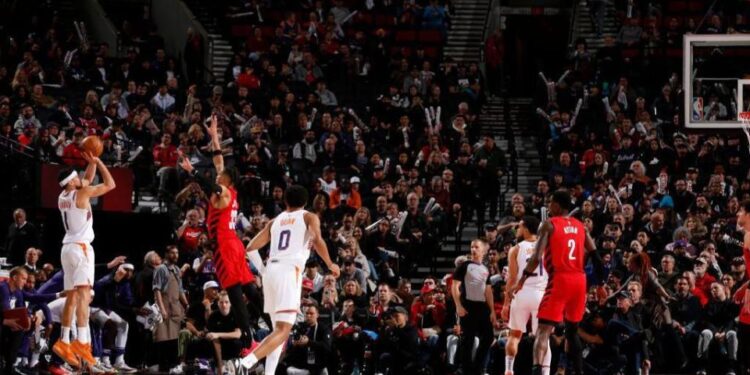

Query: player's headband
left=59, top=171, right=78, bottom=187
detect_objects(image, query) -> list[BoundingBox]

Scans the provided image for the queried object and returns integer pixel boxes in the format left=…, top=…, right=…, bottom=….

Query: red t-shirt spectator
left=692, top=286, right=710, bottom=307
left=695, top=272, right=716, bottom=299
left=179, top=224, right=206, bottom=253
left=237, top=70, right=261, bottom=90
left=62, top=142, right=85, bottom=167
left=410, top=298, right=446, bottom=330
left=17, top=132, right=33, bottom=147
left=153, top=143, right=178, bottom=168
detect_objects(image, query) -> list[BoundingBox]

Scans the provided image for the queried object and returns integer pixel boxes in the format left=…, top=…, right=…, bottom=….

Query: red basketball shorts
left=214, top=237, right=254, bottom=288
left=537, top=272, right=586, bottom=324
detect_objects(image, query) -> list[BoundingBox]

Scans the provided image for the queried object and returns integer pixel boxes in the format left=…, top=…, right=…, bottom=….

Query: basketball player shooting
left=178, top=114, right=257, bottom=345
left=516, top=190, right=597, bottom=375
left=53, top=152, right=116, bottom=368
left=240, top=185, right=340, bottom=374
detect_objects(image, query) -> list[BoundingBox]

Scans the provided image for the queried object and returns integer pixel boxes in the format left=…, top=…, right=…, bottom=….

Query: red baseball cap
left=302, top=278, right=314, bottom=290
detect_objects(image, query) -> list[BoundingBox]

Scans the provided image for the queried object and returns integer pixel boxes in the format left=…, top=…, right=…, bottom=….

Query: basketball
left=80, top=135, right=103, bottom=157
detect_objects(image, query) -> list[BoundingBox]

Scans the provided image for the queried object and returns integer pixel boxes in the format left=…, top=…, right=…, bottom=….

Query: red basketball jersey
left=207, top=187, right=239, bottom=241
left=544, top=216, right=586, bottom=274
left=206, top=186, right=254, bottom=288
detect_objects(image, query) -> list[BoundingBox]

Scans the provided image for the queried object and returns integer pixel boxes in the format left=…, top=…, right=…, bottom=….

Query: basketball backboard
left=684, top=34, right=750, bottom=129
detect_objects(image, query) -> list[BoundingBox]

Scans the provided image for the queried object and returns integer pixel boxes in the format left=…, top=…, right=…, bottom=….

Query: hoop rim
left=740, top=111, right=750, bottom=120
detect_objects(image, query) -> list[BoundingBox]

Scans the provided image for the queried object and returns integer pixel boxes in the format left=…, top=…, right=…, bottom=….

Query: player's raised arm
left=305, top=212, right=340, bottom=278
left=205, top=114, right=224, bottom=174
left=80, top=155, right=97, bottom=188
left=178, top=153, right=224, bottom=197
left=79, top=152, right=116, bottom=198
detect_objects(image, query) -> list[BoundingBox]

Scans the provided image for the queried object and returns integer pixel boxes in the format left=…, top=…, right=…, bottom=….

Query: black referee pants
left=460, top=303, right=493, bottom=374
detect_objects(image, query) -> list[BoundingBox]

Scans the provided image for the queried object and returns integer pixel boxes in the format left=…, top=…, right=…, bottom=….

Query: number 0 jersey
left=58, top=189, right=94, bottom=244
left=270, top=209, right=311, bottom=269
left=545, top=216, right=586, bottom=274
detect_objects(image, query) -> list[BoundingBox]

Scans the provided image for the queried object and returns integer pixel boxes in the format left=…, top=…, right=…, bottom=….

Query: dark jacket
left=93, top=273, right=135, bottom=314
left=375, top=322, right=420, bottom=371
left=285, top=321, right=333, bottom=372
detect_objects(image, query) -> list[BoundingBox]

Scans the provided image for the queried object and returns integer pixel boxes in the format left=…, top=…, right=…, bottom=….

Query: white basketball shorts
left=262, top=261, right=302, bottom=321
left=60, top=242, right=95, bottom=290
left=509, top=288, right=545, bottom=333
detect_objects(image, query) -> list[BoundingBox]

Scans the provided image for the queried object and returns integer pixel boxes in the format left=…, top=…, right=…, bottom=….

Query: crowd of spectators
left=0, top=0, right=531, bottom=374
left=10, top=0, right=750, bottom=373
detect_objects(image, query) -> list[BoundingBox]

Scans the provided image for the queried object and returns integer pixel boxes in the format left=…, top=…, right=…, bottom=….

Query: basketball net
left=740, top=112, right=750, bottom=151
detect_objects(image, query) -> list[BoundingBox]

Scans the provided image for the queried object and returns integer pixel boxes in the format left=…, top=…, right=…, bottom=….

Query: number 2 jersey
left=206, top=186, right=254, bottom=288
left=545, top=216, right=586, bottom=275
left=269, top=209, right=311, bottom=270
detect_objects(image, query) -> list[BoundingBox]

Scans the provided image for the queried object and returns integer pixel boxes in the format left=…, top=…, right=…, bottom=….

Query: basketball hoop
left=740, top=112, right=750, bottom=149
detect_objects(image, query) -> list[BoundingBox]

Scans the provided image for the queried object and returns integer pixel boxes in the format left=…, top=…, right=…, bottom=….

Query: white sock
left=30, top=353, right=40, bottom=368
left=77, top=326, right=90, bottom=344
left=542, top=366, right=551, bottom=375
left=34, top=323, right=43, bottom=343
left=265, top=344, right=283, bottom=375
left=505, top=355, right=515, bottom=374
left=114, top=354, right=124, bottom=365
left=543, top=341, right=552, bottom=374
left=61, top=327, right=71, bottom=344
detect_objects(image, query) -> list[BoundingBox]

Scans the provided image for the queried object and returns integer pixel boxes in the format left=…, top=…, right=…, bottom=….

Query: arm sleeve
left=191, top=169, right=223, bottom=196
left=94, top=274, right=114, bottom=290
left=23, top=291, right=59, bottom=304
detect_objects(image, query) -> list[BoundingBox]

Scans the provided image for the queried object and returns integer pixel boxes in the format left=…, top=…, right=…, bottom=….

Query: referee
left=451, top=238, right=497, bottom=374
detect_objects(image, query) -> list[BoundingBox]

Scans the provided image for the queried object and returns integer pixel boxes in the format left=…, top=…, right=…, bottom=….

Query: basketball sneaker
left=52, top=341, right=80, bottom=368
left=70, top=341, right=96, bottom=366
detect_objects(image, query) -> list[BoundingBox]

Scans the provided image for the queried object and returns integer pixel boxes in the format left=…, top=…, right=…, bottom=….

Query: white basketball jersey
left=269, top=209, right=311, bottom=269
left=515, top=240, right=547, bottom=292
left=58, top=190, right=94, bottom=244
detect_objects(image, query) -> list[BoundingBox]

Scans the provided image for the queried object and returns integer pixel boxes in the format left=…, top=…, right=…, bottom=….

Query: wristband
left=212, top=150, right=222, bottom=156
left=522, top=269, right=537, bottom=277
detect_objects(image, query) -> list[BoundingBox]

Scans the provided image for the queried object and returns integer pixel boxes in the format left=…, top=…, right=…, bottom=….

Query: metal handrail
left=568, top=0, right=581, bottom=49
